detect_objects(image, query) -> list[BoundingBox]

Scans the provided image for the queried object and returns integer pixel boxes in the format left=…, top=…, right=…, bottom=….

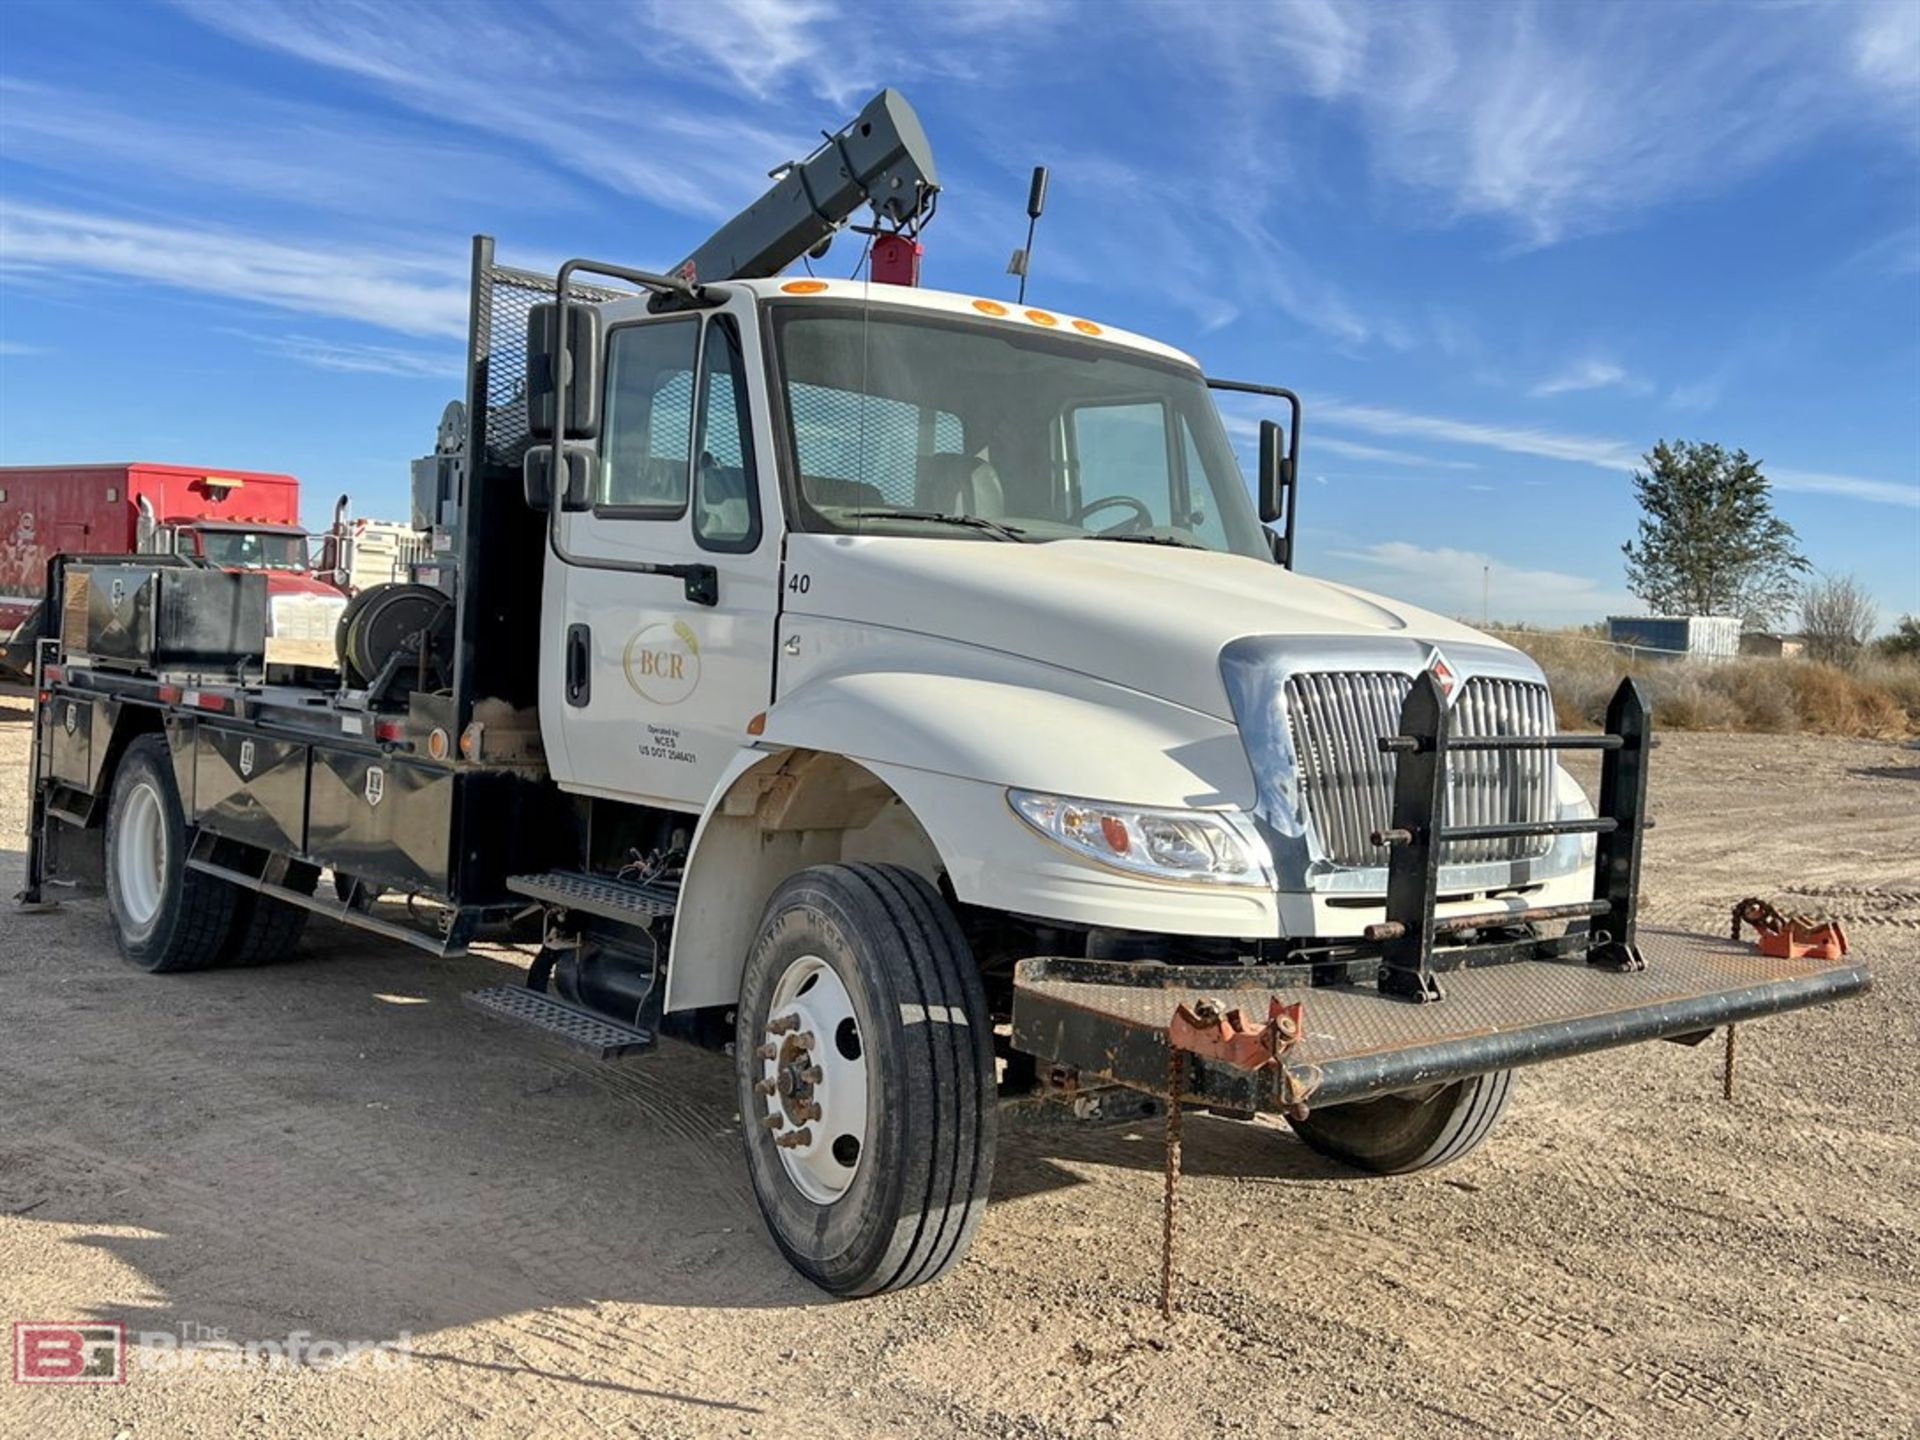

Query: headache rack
left=1011, top=673, right=1871, bottom=1114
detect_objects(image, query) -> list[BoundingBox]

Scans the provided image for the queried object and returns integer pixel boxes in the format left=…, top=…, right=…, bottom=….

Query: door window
left=599, top=320, right=699, bottom=515
left=693, top=318, right=761, bottom=551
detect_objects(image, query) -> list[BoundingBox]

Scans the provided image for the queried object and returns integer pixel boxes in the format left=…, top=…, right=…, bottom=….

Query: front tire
left=735, top=863, right=997, bottom=1297
left=1286, top=1070, right=1513, bottom=1174
left=105, top=735, right=238, bottom=973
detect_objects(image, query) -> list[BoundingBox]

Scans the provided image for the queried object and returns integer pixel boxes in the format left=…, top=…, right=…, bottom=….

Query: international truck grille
left=1283, top=672, right=1557, bottom=867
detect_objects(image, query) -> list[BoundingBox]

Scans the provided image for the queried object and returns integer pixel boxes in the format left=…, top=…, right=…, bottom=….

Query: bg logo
left=12, top=1322, right=127, bottom=1384
left=622, top=621, right=701, bottom=705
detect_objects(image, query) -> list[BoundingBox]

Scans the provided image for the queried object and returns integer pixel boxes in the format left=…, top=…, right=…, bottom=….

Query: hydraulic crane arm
left=669, top=88, right=938, bottom=285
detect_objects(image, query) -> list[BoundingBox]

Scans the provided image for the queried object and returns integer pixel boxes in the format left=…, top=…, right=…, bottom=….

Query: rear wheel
left=105, top=735, right=237, bottom=973
left=735, top=863, right=996, bottom=1297
left=222, top=862, right=319, bottom=967
left=1286, top=1070, right=1513, bottom=1174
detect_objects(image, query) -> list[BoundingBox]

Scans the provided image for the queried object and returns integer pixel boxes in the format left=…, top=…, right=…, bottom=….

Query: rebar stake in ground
left=1723, top=1022, right=1737, bottom=1101
left=1161, top=1049, right=1184, bottom=1321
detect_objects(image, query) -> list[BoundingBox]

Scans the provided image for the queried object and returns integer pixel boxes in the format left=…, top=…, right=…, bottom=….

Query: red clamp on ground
left=1731, top=897, right=1850, bottom=963
left=1168, top=996, right=1304, bottom=1071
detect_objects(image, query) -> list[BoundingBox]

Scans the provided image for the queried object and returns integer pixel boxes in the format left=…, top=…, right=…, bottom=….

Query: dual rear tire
left=105, top=735, right=310, bottom=972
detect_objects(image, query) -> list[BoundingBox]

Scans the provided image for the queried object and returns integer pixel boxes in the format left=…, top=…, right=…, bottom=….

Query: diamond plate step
left=463, top=985, right=655, bottom=1060
left=506, top=870, right=678, bottom=926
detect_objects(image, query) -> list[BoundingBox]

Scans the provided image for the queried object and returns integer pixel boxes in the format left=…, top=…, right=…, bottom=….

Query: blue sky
left=1, top=0, right=1916, bottom=628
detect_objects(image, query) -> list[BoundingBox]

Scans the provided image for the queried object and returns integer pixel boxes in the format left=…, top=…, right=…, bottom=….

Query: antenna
left=1007, top=165, right=1049, bottom=304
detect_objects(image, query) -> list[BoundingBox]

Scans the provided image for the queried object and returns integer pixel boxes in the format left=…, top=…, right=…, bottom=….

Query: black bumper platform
left=1011, top=928, right=1870, bottom=1111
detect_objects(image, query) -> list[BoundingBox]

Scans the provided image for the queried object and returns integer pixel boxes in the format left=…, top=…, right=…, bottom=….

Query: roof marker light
left=1024, top=309, right=1057, bottom=327
left=1071, top=319, right=1103, bottom=336
left=781, top=279, right=829, bottom=294
left=972, top=299, right=1009, bottom=317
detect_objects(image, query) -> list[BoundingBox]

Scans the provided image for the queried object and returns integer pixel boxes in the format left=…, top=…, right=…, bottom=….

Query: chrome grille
left=1283, top=672, right=1556, bottom=867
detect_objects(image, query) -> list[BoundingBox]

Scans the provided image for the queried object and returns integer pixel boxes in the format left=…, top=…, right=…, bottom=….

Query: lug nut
left=753, top=1078, right=777, bottom=1097
left=759, top=1113, right=784, bottom=1130
left=774, top=1128, right=813, bottom=1149
left=802, top=1066, right=824, bottom=1085
left=766, top=1013, right=800, bottom=1036
left=799, top=1102, right=823, bottom=1122
left=755, top=1043, right=779, bottom=1060
left=790, top=1031, right=815, bottom=1052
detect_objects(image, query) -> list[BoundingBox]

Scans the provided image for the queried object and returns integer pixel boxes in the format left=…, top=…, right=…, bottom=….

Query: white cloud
left=1157, top=1, right=1914, bottom=247
left=173, top=0, right=798, bottom=222
left=0, top=205, right=468, bottom=337
left=1312, top=397, right=1917, bottom=509
left=1666, top=378, right=1725, bottom=414
left=1312, top=399, right=1640, bottom=469
left=238, top=332, right=462, bottom=379
left=1325, top=539, right=1633, bottom=625
left=0, top=340, right=43, bottom=357
left=0, top=77, right=577, bottom=219
left=1313, top=435, right=1477, bottom=470
left=1852, top=2, right=1920, bottom=104
left=1847, top=224, right=1920, bottom=277
left=1770, top=467, right=1920, bottom=509
left=641, top=0, right=836, bottom=98
left=1529, top=358, right=1641, bottom=399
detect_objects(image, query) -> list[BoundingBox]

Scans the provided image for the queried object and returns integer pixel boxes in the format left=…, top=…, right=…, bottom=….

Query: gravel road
left=2, top=685, right=1914, bottom=1439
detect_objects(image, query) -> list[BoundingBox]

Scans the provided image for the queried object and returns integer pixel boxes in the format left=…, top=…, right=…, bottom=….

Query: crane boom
left=669, top=88, right=938, bottom=285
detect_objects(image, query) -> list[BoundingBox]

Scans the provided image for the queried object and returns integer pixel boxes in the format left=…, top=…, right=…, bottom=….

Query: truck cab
left=532, top=276, right=1597, bottom=984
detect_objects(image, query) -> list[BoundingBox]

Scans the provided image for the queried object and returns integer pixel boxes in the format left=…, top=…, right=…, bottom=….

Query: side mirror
left=1258, top=419, right=1287, bottom=525
left=526, top=301, right=603, bottom=441
left=523, top=445, right=596, bottom=513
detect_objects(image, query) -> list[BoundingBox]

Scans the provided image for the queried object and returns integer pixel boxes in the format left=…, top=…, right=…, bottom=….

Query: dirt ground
left=1, top=684, right=1914, bottom=1439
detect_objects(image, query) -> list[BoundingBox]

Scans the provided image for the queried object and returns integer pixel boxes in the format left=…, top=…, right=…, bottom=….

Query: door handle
left=565, top=623, right=591, bottom=707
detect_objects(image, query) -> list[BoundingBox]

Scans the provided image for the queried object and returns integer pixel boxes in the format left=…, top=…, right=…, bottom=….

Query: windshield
left=195, top=529, right=308, bottom=571
left=770, top=303, right=1271, bottom=559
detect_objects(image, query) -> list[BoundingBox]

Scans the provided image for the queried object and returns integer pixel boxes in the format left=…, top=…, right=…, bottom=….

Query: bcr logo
left=622, top=620, right=701, bottom=705
left=12, top=1322, right=127, bottom=1384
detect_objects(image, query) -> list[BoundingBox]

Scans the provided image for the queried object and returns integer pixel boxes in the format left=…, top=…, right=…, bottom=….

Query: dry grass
left=1491, top=627, right=1920, bottom=738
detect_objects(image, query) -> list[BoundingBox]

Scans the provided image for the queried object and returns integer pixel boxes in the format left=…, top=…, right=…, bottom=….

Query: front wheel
left=735, top=863, right=997, bottom=1297
left=1286, top=1070, right=1513, bottom=1174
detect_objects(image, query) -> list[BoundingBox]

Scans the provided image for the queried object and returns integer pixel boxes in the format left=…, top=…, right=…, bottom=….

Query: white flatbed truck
left=18, top=90, right=1869, bottom=1297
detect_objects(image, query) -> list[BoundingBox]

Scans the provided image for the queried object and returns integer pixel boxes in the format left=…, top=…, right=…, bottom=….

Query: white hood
left=784, top=534, right=1519, bottom=720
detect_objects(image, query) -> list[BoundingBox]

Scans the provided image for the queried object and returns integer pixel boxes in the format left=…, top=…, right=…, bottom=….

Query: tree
left=1878, top=615, right=1920, bottom=660
left=1800, top=574, right=1876, bottom=666
left=1621, top=440, right=1808, bottom=627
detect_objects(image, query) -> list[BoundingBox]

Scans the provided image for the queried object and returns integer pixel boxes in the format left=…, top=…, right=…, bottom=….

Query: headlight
left=1008, top=790, right=1273, bottom=887
left=1554, top=766, right=1598, bottom=861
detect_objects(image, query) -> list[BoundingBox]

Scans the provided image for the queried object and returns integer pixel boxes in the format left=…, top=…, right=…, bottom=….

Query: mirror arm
left=1207, top=377, right=1302, bottom=570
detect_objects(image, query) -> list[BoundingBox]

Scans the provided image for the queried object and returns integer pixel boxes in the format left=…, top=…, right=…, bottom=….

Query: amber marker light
left=1024, top=309, right=1057, bottom=326
left=781, top=280, right=829, bottom=294
left=1071, top=319, right=1103, bottom=335
left=972, top=299, right=1009, bottom=316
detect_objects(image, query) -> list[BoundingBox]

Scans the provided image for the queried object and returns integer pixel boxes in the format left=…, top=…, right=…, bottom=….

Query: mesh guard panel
left=472, top=261, right=630, bottom=468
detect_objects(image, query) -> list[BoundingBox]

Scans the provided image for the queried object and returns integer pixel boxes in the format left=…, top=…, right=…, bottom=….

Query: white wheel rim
left=759, top=955, right=869, bottom=1204
left=116, top=780, right=167, bottom=927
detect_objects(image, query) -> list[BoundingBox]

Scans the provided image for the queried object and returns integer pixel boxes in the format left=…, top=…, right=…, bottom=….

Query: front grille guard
left=1009, top=671, right=1870, bottom=1115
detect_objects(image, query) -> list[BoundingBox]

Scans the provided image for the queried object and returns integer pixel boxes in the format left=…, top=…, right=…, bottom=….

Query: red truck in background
left=0, top=462, right=348, bottom=679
